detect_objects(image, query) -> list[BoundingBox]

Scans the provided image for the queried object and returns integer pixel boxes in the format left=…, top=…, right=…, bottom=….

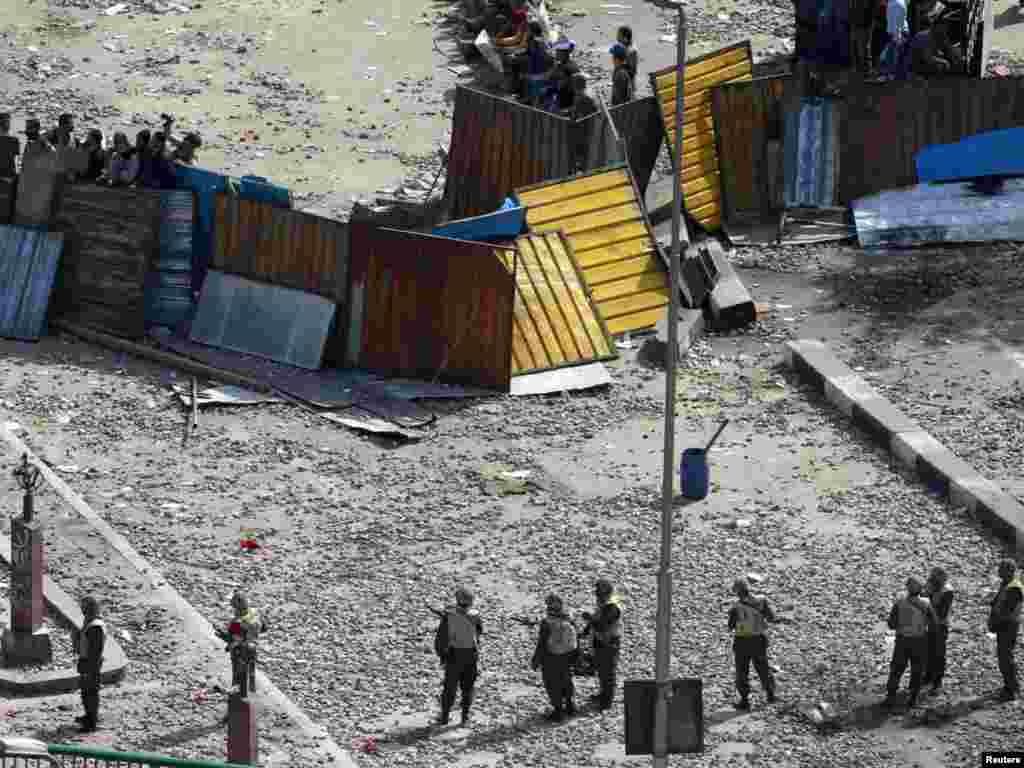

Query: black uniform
left=584, top=599, right=622, bottom=710
left=435, top=606, right=483, bottom=723
left=76, top=618, right=105, bottom=730
left=924, top=587, right=953, bottom=688
left=531, top=612, right=578, bottom=717
left=886, top=595, right=935, bottom=704
left=728, top=596, right=776, bottom=704
left=989, top=577, right=1023, bottom=696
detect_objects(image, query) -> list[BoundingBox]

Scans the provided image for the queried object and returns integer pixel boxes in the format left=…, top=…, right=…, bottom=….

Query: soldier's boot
left=734, top=697, right=750, bottom=711
left=460, top=706, right=471, bottom=726
left=436, top=709, right=450, bottom=725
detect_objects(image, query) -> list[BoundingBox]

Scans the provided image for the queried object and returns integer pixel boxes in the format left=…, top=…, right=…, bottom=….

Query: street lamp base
left=1, top=627, right=53, bottom=667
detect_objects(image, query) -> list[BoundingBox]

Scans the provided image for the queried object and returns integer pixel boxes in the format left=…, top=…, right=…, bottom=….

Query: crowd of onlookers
left=0, top=110, right=203, bottom=188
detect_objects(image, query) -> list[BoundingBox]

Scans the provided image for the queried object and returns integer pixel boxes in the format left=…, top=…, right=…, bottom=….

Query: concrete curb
left=1, top=423, right=358, bottom=768
left=785, top=340, right=1024, bottom=552
left=0, top=538, right=128, bottom=694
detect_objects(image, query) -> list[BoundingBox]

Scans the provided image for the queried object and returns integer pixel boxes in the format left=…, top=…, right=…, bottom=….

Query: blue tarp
left=175, top=164, right=229, bottom=294
left=852, top=178, right=1024, bottom=248
left=190, top=270, right=335, bottom=370
left=916, top=128, right=1024, bottom=184
left=431, top=199, right=526, bottom=242
left=238, top=175, right=292, bottom=208
left=0, top=225, right=63, bottom=341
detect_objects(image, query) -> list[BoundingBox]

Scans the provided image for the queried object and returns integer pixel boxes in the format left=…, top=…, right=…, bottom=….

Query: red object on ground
left=240, top=539, right=261, bottom=550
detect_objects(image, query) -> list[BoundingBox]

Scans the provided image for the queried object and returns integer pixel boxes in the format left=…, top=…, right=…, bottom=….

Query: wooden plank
left=590, top=271, right=668, bottom=303
left=570, top=221, right=650, bottom=254
left=652, top=45, right=750, bottom=89
left=532, top=233, right=590, bottom=360
left=605, top=305, right=666, bottom=335
left=554, top=203, right=642, bottom=237
left=584, top=252, right=662, bottom=284
left=518, top=236, right=566, bottom=367
left=598, top=288, right=671, bottom=319
left=525, top=183, right=636, bottom=226
left=518, top=168, right=630, bottom=207
left=549, top=233, right=612, bottom=358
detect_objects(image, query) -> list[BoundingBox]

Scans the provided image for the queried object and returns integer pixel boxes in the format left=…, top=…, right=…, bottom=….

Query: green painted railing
left=47, top=745, right=249, bottom=768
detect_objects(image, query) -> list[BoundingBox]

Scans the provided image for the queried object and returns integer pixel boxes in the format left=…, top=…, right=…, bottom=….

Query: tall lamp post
left=653, top=3, right=689, bottom=766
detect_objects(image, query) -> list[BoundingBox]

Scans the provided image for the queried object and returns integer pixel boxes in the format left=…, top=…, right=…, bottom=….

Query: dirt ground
left=1, top=250, right=1022, bottom=766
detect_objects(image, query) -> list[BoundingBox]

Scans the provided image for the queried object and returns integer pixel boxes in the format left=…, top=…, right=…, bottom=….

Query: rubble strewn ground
left=2, top=242, right=1023, bottom=765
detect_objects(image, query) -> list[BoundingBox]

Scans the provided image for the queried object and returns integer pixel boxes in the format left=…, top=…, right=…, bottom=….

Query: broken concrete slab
left=705, top=241, right=755, bottom=330
left=638, top=308, right=705, bottom=367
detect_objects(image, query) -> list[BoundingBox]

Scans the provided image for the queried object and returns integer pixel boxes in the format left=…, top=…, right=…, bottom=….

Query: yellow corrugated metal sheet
left=496, top=232, right=616, bottom=376
left=515, top=165, right=669, bottom=336
left=650, top=41, right=753, bottom=232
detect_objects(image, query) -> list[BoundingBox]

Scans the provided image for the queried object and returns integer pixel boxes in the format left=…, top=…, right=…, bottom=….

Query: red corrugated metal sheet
left=581, top=97, right=665, bottom=198
left=346, top=225, right=516, bottom=391
left=444, top=86, right=574, bottom=220
left=839, top=77, right=1024, bottom=203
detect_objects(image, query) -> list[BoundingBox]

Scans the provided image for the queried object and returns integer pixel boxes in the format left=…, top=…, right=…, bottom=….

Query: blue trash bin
left=680, top=448, right=709, bottom=500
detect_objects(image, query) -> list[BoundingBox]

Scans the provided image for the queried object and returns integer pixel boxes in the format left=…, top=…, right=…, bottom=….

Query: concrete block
left=949, top=475, right=1003, bottom=515
left=974, top=496, right=1024, bottom=551
left=639, top=308, right=705, bottom=366
left=891, top=430, right=947, bottom=472
left=823, top=374, right=879, bottom=417
left=705, top=242, right=756, bottom=330
left=850, top=397, right=919, bottom=448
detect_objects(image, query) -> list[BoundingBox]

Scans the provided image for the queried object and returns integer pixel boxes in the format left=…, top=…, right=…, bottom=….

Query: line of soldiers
left=433, top=579, right=623, bottom=725
left=432, top=559, right=1023, bottom=723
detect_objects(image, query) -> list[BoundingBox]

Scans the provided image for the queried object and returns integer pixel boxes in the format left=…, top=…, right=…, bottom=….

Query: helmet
left=595, top=579, right=613, bottom=597
left=455, top=587, right=474, bottom=607
left=732, top=579, right=749, bottom=597
left=546, top=594, right=563, bottom=611
left=906, top=577, right=923, bottom=595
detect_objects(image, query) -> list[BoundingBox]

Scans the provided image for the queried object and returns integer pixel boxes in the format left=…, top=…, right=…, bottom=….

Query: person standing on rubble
left=728, top=578, right=777, bottom=710
left=531, top=594, right=579, bottom=722
left=0, top=113, right=20, bottom=179
left=922, top=566, right=953, bottom=694
left=885, top=576, right=935, bottom=708
left=542, top=38, right=580, bottom=112
left=988, top=559, right=1022, bottom=701
left=435, top=587, right=483, bottom=726
left=609, top=44, right=633, bottom=106
left=908, top=20, right=963, bottom=76
left=581, top=579, right=623, bottom=711
left=569, top=74, right=598, bottom=173
left=72, top=596, right=106, bottom=733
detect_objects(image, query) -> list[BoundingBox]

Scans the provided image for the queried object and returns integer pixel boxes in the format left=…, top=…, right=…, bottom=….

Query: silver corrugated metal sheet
left=784, top=96, right=838, bottom=209
left=190, top=270, right=336, bottom=370
left=852, top=178, right=1024, bottom=248
left=0, top=225, right=64, bottom=341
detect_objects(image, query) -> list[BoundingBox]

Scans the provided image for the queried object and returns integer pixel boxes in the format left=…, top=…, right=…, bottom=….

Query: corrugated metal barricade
left=444, top=86, right=574, bottom=220
left=649, top=41, right=754, bottom=232
left=50, top=185, right=163, bottom=339
left=346, top=225, right=516, bottom=391
left=711, top=75, right=792, bottom=224
left=213, top=192, right=349, bottom=362
left=498, top=231, right=616, bottom=376
left=145, top=189, right=196, bottom=331
left=0, top=225, right=64, bottom=341
left=783, top=96, right=840, bottom=208
left=580, top=96, right=664, bottom=198
left=515, top=164, right=670, bottom=336
left=45, top=741, right=250, bottom=768
left=838, top=77, right=1024, bottom=204
left=0, top=177, right=14, bottom=224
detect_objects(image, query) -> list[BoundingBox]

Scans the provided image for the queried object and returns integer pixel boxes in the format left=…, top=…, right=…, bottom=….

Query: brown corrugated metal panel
left=51, top=185, right=162, bottom=339
left=213, top=193, right=349, bottom=301
left=515, top=164, right=669, bottom=336
left=0, top=177, right=13, bottom=224
left=346, top=225, right=515, bottom=391
left=711, top=75, right=792, bottom=223
left=213, top=193, right=350, bottom=363
left=839, top=77, right=1024, bottom=203
left=444, top=86, right=574, bottom=220
left=650, top=41, right=754, bottom=232
left=496, top=231, right=616, bottom=376
left=582, top=96, right=665, bottom=198
left=14, top=151, right=63, bottom=228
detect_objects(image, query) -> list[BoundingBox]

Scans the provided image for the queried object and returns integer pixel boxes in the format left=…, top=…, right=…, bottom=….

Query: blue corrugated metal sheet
left=175, top=164, right=229, bottom=292
left=852, top=178, right=1024, bottom=248
left=0, top=225, right=63, bottom=341
left=189, top=270, right=336, bottom=369
left=432, top=203, right=526, bottom=242
left=146, top=190, right=195, bottom=330
left=237, top=175, right=292, bottom=209
left=916, top=128, right=1024, bottom=184
left=784, top=96, right=837, bottom=209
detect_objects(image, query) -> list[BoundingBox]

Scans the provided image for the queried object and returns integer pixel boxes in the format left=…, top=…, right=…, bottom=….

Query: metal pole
left=653, top=6, right=687, bottom=766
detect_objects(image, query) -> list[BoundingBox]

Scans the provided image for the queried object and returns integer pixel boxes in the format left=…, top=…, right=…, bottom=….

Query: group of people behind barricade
left=0, top=110, right=202, bottom=189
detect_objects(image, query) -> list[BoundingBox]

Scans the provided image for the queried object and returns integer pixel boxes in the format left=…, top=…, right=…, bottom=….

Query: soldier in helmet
left=531, top=594, right=579, bottom=721
left=434, top=587, right=483, bottom=726
left=728, top=578, right=777, bottom=710
left=580, top=579, right=624, bottom=711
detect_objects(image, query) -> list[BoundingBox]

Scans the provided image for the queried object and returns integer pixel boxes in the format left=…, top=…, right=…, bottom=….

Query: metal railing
left=0, top=740, right=248, bottom=768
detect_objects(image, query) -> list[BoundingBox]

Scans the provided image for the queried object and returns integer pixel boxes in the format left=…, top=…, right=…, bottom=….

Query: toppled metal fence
left=581, top=96, right=664, bottom=198
left=443, top=86, right=574, bottom=220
